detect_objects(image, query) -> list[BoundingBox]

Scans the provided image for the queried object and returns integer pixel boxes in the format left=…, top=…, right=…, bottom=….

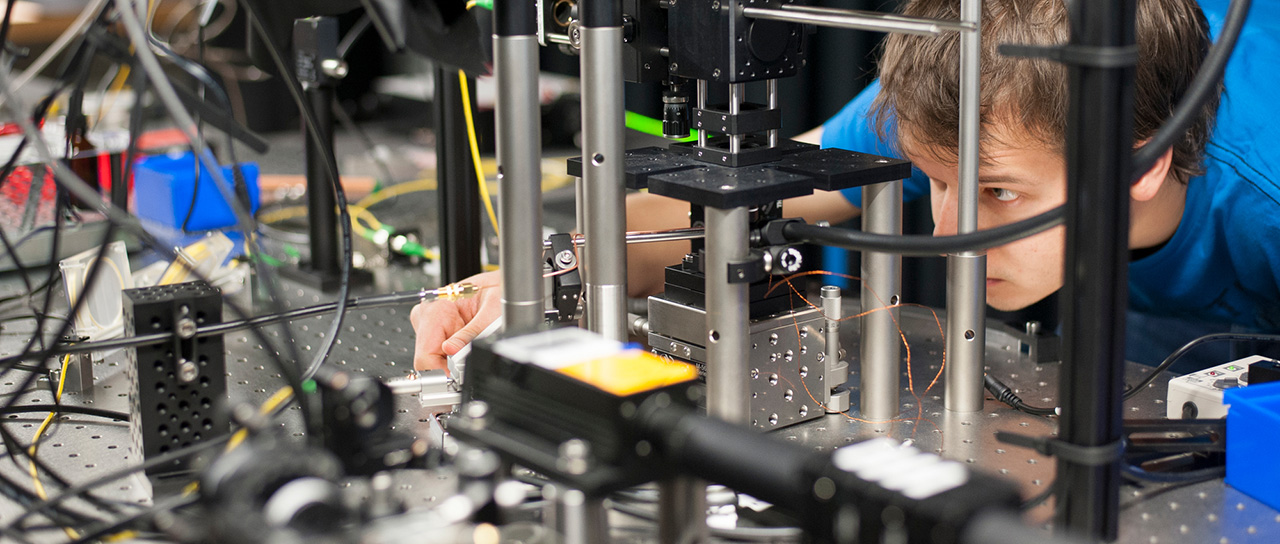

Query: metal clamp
left=726, top=251, right=767, bottom=284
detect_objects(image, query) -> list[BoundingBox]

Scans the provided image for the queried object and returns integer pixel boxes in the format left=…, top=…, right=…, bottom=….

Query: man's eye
left=989, top=188, right=1019, bottom=202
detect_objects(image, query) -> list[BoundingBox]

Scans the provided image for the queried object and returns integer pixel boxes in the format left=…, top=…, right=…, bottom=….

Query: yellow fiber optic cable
left=457, top=70, right=501, bottom=236
left=28, top=355, right=81, bottom=539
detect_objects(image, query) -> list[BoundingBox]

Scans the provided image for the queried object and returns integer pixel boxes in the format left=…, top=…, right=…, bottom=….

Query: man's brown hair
left=873, top=0, right=1216, bottom=184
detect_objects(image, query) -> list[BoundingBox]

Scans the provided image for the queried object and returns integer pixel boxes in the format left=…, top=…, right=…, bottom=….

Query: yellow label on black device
left=556, top=350, right=698, bottom=396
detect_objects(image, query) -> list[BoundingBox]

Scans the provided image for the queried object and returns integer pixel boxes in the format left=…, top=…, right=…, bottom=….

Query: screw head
left=176, top=318, right=197, bottom=339
left=178, top=359, right=198, bottom=383
left=464, top=401, right=489, bottom=420
left=555, top=249, right=577, bottom=268
left=568, top=21, right=583, bottom=49
left=321, top=58, right=349, bottom=79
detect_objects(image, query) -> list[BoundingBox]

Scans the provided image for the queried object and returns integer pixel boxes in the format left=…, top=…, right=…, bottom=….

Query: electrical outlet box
left=1166, top=355, right=1272, bottom=419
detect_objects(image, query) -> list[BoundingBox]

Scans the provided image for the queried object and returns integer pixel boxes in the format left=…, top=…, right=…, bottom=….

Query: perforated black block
left=123, top=281, right=229, bottom=478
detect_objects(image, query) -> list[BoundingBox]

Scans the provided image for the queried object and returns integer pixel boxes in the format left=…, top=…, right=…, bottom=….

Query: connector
left=426, top=282, right=481, bottom=301
left=984, top=374, right=1057, bottom=417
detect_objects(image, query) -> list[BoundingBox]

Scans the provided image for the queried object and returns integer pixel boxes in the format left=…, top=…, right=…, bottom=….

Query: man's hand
left=410, top=270, right=503, bottom=372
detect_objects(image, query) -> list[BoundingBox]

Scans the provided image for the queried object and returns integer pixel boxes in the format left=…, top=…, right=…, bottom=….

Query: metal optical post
left=704, top=206, right=751, bottom=424
left=580, top=0, right=628, bottom=342
left=294, top=17, right=344, bottom=291
left=494, top=0, right=545, bottom=333
left=433, top=68, right=484, bottom=285
left=1055, top=0, right=1136, bottom=537
left=860, top=181, right=902, bottom=420
left=944, top=0, right=986, bottom=413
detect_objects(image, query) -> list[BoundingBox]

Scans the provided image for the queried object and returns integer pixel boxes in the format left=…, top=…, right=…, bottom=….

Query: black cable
left=331, top=96, right=397, bottom=187
left=337, top=14, right=373, bottom=60
left=0, top=404, right=129, bottom=420
left=0, top=0, right=16, bottom=51
left=0, top=84, right=59, bottom=191
left=1019, top=478, right=1056, bottom=511
left=609, top=500, right=804, bottom=541
left=1129, top=0, right=1250, bottom=179
left=0, top=467, right=98, bottom=532
left=7, top=434, right=231, bottom=532
left=984, top=374, right=1057, bottom=417
left=1121, top=462, right=1224, bottom=484
left=179, top=20, right=208, bottom=233
left=120, top=54, right=147, bottom=207
left=66, top=493, right=199, bottom=544
left=0, top=416, right=134, bottom=517
left=107, top=0, right=314, bottom=437
left=0, top=9, right=313, bottom=463
left=779, top=206, right=1064, bottom=256
left=237, top=0, right=356, bottom=392
left=1122, top=332, right=1280, bottom=402
left=785, top=0, right=1251, bottom=257
left=0, top=230, right=32, bottom=295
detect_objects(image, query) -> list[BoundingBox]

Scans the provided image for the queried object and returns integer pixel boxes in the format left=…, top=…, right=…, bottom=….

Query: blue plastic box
left=133, top=152, right=260, bottom=232
left=1224, top=380, right=1280, bottom=511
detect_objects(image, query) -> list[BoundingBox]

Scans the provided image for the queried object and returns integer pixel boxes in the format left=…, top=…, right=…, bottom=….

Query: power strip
left=1166, top=355, right=1272, bottom=419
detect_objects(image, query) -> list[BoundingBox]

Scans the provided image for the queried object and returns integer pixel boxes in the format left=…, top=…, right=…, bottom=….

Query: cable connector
left=425, top=282, right=481, bottom=302
left=984, top=374, right=1058, bottom=417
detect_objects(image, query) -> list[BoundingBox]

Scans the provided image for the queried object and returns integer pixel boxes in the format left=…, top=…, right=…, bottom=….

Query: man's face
left=910, top=143, right=1068, bottom=311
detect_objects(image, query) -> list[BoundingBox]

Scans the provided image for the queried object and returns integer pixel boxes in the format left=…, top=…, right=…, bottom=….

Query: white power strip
left=1165, top=355, right=1272, bottom=419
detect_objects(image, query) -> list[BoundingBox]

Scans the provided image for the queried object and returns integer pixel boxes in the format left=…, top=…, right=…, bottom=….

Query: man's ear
left=1131, top=146, right=1174, bottom=202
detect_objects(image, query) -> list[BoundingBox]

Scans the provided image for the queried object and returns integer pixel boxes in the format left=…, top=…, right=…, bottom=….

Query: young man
left=412, top=0, right=1280, bottom=372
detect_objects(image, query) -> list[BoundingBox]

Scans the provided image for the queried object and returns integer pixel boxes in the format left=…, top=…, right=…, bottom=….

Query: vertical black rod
left=305, top=85, right=340, bottom=280
left=1055, top=0, right=1136, bottom=539
left=433, top=67, right=483, bottom=284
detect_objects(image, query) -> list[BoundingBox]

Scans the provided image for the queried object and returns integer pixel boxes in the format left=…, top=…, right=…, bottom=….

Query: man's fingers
left=411, top=300, right=465, bottom=371
left=443, top=311, right=497, bottom=355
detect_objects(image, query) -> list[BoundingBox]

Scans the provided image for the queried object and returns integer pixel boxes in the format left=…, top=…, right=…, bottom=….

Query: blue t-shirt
left=820, top=0, right=1280, bottom=360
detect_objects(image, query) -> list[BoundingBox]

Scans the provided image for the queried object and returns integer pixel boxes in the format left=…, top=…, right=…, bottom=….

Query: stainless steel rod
left=495, top=35, right=546, bottom=333
left=705, top=206, right=751, bottom=424
left=697, top=79, right=708, bottom=148
left=659, top=477, right=707, bottom=543
left=741, top=5, right=972, bottom=36
left=859, top=180, right=903, bottom=421
left=945, top=0, right=986, bottom=413
left=580, top=26, right=628, bottom=342
left=541, top=227, right=706, bottom=250
left=729, top=83, right=743, bottom=154
left=767, top=79, right=779, bottom=147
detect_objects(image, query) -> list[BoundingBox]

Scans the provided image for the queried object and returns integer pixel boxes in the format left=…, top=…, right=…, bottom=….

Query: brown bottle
left=66, top=113, right=101, bottom=208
